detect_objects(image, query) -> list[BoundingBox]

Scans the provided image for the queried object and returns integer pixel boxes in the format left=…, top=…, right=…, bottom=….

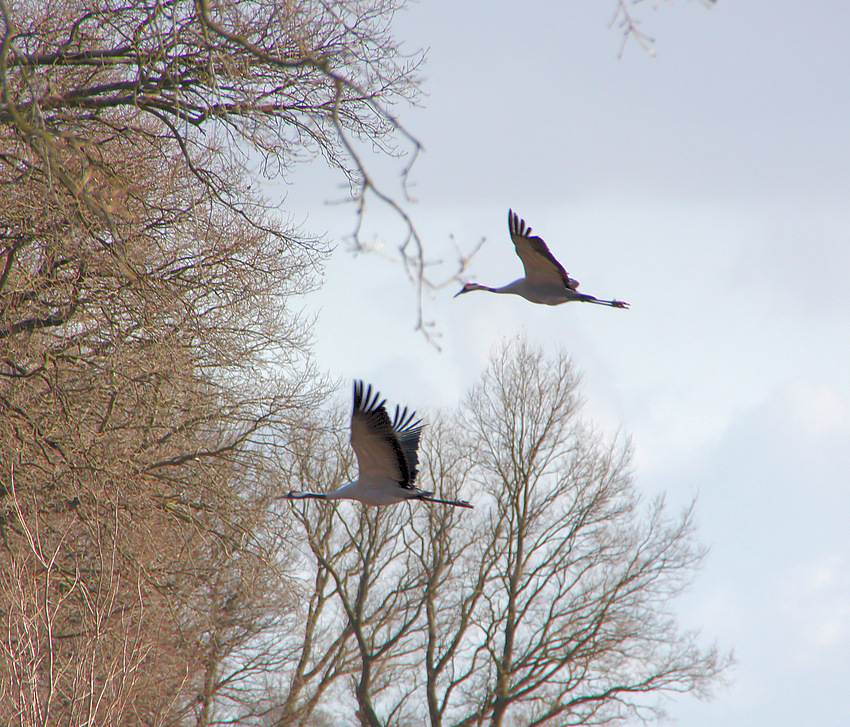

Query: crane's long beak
left=453, top=287, right=467, bottom=298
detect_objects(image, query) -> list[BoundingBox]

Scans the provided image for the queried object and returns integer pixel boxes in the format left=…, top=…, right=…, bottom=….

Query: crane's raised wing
left=351, top=381, right=424, bottom=489
left=508, top=210, right=579, bottom=291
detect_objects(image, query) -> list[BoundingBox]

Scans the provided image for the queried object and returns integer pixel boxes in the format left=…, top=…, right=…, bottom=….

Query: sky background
left=278, top=2, right=850, bottom=725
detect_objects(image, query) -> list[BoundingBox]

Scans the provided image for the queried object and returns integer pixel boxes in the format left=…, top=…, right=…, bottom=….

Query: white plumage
left=455, top=210, right=630, bottom=308
left=280, top=381, right=473, bottom=508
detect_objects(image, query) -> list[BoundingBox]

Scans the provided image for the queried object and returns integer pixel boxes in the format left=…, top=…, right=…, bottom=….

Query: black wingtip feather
left=354, top=380, right=387, bottom=417
left=393, top=404, right=423, bottom=434
left=509, top=209, right=532, bottom=239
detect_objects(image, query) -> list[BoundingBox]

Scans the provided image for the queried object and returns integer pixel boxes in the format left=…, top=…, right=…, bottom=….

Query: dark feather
left=508, top=209, right=580, bottom=291
left=353, top=381, right=423, bottom=488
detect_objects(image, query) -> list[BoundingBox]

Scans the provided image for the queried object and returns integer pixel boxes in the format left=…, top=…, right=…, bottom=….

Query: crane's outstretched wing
left=351, top=381, right=424, bottom=489
left=508, top=210, right=579, bottom=291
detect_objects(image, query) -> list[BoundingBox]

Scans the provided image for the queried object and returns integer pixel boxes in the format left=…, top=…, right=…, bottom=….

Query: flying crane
left=279, top=381, right=473, bottom=508
left=454, top=210, right=630, bottom=308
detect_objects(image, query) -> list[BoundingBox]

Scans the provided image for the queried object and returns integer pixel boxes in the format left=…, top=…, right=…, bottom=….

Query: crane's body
left=455, top=210, right=629, bottom=309
left=458, top=279, right=606, bottom=306
left=280, top=382, right=472, bottom=508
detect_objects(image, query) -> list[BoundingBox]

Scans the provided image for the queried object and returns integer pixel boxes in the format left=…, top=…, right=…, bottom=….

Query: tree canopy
left=0, top=0, right=419, bottom=723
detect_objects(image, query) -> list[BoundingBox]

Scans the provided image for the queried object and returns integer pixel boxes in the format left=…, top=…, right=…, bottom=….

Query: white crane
left=279, top=381, right=473, bottom=508
left=454, top=210, right=630, bottom=308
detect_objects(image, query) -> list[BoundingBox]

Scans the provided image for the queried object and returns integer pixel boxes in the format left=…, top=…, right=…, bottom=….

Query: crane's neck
left=325, top=482, right=358, bottom=501
left=464, top=282, right=500, bottom=293
left=278, top=482, right=358, bottom=503
left=491, top=280, right=527, bottom=295
left=278, top=491, right=327, bottom=501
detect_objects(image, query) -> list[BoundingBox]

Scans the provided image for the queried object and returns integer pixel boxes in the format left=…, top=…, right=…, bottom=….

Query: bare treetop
left=0, top=0, right=479, bottom=338
left=277, top=338, right=730, bottom=727
left=2, top=0, right=418, bottom=159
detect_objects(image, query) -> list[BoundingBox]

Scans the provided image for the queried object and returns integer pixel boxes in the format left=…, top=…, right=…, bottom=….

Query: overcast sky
left=281, top=2, right=850, bottom=725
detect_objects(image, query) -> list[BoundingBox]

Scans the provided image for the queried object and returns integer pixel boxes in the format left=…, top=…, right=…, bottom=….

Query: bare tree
left=261, top=412, right=363, bottom=727
left=0, top=0, right=424, bottom=722
left=411, top=337, right=728, bottom=727
left=611, top=0, right=718, bottom=56
left=0, top=0, right=481, bottom=341
left=280, top=338, right=729, bottom=726
left=279, top=409, right=430, bottom=727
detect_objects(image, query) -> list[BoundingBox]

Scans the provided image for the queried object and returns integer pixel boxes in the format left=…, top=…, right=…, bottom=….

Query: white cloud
left=786, top=381, right=847, bottom=436
left=781, top=555, right=850, bottom=662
